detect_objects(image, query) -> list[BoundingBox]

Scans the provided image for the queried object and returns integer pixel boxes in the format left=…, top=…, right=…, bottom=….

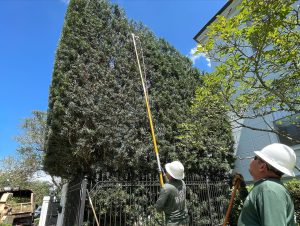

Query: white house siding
left=234, top=116, right=283, bottom=181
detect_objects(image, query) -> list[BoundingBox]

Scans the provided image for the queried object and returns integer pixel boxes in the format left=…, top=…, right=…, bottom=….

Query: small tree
left=178, top=77, right=235, bottom=179
left=0, top=110, right=62, bottom=203
left=15, top=111, right=46, bottom=176
left=196, top=0, right=300, bottom=141
left=14, top=110, right=62, bottom=189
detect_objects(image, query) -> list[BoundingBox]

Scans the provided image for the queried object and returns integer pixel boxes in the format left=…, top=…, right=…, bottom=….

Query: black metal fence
left=83, top=175, right=230, bottom=226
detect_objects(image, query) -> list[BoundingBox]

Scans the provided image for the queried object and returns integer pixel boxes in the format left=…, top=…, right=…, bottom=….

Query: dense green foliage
left=285, top=179, right=300, bottom=221
left=15, top=111, right=46, bottom=175
left=45, top=0, right=201, bottom=179
left=178, top=75, right=235, bottom=179
left=197, top=0, right=300, bottom=138
left=81, top=177, right=230, bottom=225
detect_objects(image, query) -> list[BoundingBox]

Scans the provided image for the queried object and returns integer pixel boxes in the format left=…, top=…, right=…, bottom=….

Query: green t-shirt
left=238, top=178, right=296, bottom=226
left=155, top=179, right=189, bottom=225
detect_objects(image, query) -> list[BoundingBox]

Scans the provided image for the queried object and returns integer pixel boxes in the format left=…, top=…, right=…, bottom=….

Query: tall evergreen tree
left=45, top=0, right=200, bottom=179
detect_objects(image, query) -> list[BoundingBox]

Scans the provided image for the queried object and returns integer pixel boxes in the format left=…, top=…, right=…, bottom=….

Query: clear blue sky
left=0, top=0, right=226, bottom=159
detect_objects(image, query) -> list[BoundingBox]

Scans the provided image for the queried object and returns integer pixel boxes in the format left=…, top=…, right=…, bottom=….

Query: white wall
left=233, top=115, right=300, bottom=182
left=233, top=116, right=278, bottom=181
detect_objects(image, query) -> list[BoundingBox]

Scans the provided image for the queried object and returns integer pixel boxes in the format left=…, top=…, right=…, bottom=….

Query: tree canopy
left=15, top=110, right=46, bottom=175
left=178, top=79, right=235, bottom=179
left=0, top=111, right=52, bottom=204
left=196, top=0, right=300, bottom=141
left=45, top=0, right=201, bottom=180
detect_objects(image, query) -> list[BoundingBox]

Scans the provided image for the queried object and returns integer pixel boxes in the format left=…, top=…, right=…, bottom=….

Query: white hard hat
left=165, top=161, right=185, bottom=180
left=254, top=143, right=296, bottom=176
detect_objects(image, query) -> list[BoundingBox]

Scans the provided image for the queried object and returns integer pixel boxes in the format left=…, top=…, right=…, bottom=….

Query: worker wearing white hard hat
left=155, top=160, right=189, bottom=225
left=238, top=143, right=297, bottom=226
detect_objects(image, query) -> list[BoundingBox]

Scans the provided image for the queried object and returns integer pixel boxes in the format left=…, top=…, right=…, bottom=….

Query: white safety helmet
left=254, top=143, right=296, bottom=176
left=165, top=161, right=185, bottom=180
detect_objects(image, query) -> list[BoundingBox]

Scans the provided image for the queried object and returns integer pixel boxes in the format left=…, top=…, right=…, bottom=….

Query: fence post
left=56, top=183, right=68, bottom=226
left=39, top=196, right=51, bottom=226
left=78, top=176, right=88, bottom=226
left=206, top=175, right=213, bottom=226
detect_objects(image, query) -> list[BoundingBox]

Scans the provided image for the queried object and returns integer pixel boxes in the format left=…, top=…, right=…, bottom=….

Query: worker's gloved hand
left=161, top=167, right=169, bottom=183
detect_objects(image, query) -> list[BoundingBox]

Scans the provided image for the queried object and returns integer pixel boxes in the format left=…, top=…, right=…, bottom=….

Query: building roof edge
left=193, top=0, right=234, bottom=43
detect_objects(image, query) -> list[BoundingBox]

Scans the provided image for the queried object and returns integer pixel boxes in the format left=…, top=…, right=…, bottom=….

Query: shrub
left=285, top=179, right=300, bottom=221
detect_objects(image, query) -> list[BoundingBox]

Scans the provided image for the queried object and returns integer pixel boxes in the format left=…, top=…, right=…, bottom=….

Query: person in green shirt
left=155, top=160, right=189, bottom=226
left=238, top=143, right=297, bottom=226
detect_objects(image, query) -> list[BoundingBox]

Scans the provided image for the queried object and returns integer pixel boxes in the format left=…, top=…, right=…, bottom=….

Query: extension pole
left=132, top=33, right=164, bottom=188
left=87, top=190, right=100, bottom=226
left=222, top=175, right=241, bottom=226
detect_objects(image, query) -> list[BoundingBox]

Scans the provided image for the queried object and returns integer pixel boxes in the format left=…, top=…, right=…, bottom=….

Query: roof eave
left=193, top=0, right=234, bottom=43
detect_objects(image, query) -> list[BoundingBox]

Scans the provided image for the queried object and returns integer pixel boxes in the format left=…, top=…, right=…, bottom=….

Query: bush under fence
left=83, top=175, right=230, bottom=226
left=285, top=179, right=300, bottom=222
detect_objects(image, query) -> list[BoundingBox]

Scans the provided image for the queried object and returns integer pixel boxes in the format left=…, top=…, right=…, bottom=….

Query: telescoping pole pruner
left=132, top=33, right=164, bottom=188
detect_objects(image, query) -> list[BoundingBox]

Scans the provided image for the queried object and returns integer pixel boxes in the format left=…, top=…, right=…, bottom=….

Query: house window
left=274, top=114, right=300, bottom=146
